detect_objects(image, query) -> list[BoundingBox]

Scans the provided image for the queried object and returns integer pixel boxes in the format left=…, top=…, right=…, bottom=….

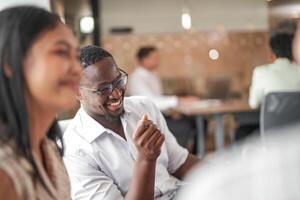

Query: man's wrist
left=136, top=157, right=157, bottom=166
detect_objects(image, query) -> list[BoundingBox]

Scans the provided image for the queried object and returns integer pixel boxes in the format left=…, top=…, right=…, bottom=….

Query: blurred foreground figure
left=176, top=126, right=300, bottom=200
left=0, top=6, right=82, bottom=199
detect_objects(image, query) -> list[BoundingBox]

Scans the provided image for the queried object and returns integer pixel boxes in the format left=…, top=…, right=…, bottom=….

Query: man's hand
left=133, top=115, right=165, bottom=162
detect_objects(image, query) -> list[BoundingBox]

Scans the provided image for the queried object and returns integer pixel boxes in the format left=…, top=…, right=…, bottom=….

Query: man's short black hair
left=269, top=21, right=296, bottom=60
left=136, top=46, right=157, bottom=61
left=80, top=45, right=113, bottom=68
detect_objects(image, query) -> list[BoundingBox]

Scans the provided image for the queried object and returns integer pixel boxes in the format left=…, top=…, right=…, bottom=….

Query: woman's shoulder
left=43, top=137, right=62, bottom=158
left=0, top=139, right=23, bottom=166
left=0, top=142, right=35, bottom=199
left=0, top=140, right=17, bottom=163
left=0, top=169, right=18, bottom=200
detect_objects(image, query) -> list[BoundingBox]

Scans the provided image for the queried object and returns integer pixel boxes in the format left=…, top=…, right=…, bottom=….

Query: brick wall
left=102, top=31, right=270, bottom=99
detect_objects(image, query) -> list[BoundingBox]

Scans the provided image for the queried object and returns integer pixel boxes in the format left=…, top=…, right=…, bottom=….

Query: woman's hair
left=0, top=6, right=64, bottom=167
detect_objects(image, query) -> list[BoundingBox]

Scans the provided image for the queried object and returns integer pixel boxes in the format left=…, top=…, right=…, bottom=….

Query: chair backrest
left=260, top=92, right=300, bottom=137
left=58, top=119, right=72, bottom=134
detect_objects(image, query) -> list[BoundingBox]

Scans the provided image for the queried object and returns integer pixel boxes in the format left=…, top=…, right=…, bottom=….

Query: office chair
left=260, top=92, right=300, bottom=137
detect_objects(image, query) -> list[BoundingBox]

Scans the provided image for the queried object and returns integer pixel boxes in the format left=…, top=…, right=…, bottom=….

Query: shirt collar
left=77, top=108, right=107, bottom=143
left=137, top=66, right=155, bottom=75
left=273, top=58, right=292, bottom=66
left=77, top=103, right=131, bottom=143
left=123, top=98, right=132, bottom=114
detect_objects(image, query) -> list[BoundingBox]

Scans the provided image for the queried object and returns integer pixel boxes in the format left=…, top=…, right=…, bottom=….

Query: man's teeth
left=108, top=100, right=121, bottom=106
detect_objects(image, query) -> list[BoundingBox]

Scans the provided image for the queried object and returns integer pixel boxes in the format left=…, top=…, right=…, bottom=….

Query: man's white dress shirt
left=129, top=67, right=178, bottom=111
left=63, top=96, right=188, bottom=200
left=249, top=58, right=300, bottom=108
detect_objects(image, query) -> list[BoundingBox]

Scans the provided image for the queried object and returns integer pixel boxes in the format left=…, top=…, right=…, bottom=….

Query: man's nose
left=109, top=86, right=122, bottom=99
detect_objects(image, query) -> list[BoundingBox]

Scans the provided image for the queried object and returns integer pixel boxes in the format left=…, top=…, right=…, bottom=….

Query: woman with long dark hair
left=0, top=6, right=82, bottom=199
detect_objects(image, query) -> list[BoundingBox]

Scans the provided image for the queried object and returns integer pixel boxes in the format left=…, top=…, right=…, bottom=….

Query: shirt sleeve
left=249, top=67, right=264, bottom=109
left=63, top=150, right=124, bottom=200
left=129, top=71, right=178, bottom=111
left=144, top=96, right=178, bottom=111
left=147, top=99, right=189, bottom=174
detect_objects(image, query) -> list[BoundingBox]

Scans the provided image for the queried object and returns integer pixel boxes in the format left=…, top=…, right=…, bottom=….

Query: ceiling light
left=209, top=49, right=219, bottom=60
left=182, top=5, right=192, bottom=30
left=80, top=16, right=94, bottom=34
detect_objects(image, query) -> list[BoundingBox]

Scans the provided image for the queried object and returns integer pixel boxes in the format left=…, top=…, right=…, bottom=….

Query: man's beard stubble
left=104, top=109, right=125, bottom=123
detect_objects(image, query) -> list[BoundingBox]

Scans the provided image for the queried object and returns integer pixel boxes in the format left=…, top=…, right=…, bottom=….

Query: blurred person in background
left=235, top=21, right=300, bottom=142
left=129, top=46, right=199, bottom=149
left=129, top=46, right=198, bottom=111
left=0, top=6, right=82, bottom=199
left=249, top=21, right=300, bottom=109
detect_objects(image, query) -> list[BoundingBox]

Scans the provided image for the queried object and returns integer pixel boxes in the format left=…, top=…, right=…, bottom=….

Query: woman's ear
left=76, top=88, right=82, bottom=102
left=3, top=64, right=12, bottom=77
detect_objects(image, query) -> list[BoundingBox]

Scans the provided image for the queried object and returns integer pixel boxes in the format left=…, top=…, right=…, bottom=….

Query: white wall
left=0, top=0, right=50, bottom=11
left=101, top=0, right=269, bottom=35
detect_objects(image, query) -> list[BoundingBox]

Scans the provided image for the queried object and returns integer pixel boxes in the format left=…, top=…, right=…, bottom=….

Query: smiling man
left=63, top=45, right=200, bottom=200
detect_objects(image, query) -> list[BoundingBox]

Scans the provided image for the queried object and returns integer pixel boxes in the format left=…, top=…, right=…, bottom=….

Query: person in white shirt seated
left=129, top=46, right=198, bottom=111
left=249, top=21, right=300, bottom=109
left=63, top=45, right=200, bottom=200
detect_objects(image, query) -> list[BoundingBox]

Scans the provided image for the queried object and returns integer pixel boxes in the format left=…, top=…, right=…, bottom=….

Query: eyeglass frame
left=79, top=68, right=128, bottom=96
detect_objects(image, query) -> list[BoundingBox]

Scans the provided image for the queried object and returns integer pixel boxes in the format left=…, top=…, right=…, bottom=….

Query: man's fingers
left=145, top=130, right=162, bottom=148
left=136, top=115, right=149, bottom=130
left=154, top=134, right=165, bottom=149
left=133, top=116, right=152, bottom=139
left=142, top=115, right=148, bottom=122
left=134, top=121, right=151, bottom=139
left=136, top=124, right=157, bottom=145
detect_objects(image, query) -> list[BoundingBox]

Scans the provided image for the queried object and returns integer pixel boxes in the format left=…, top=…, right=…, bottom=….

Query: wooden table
left=175, top=99, right=258, bottom=156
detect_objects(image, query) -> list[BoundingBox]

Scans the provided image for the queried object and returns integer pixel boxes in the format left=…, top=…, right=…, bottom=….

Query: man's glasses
left=80, top=69, right=128, bottom=96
